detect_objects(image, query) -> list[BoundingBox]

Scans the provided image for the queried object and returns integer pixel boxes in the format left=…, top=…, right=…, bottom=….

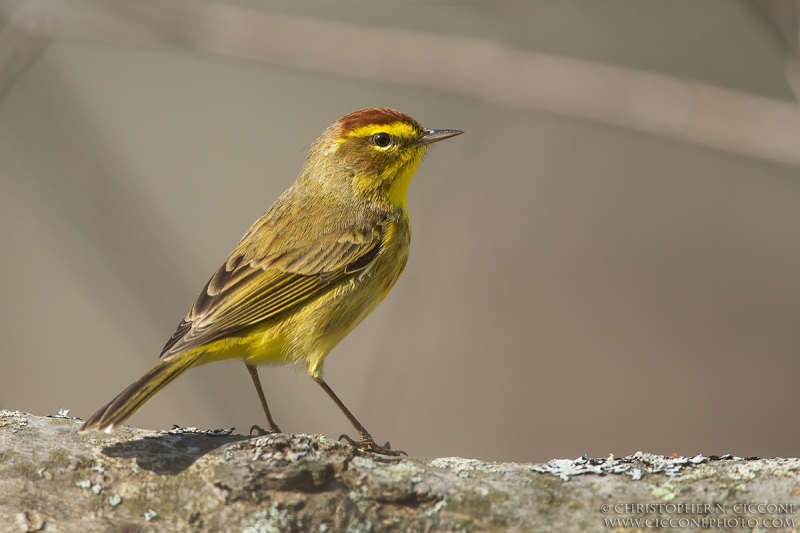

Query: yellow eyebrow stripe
left=343, top=122, right=419, bottom=140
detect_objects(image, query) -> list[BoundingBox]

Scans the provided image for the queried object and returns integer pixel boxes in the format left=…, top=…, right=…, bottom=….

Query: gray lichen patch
left=0, top=410, right=29, bottom=433
left=531, top=452, right=713, bottom=481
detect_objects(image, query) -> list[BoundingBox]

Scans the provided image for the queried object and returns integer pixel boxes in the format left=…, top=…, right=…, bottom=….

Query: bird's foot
left=250, top=424, right=282, bottom=436
left=339, top=432, right=407, bottom=456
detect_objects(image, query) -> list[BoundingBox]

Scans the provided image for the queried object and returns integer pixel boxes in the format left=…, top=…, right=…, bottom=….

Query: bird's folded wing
left=159, top=222, right=383, bottom=359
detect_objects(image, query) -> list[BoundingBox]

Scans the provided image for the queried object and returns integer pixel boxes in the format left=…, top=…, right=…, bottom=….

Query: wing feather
left=159, top=210, right=386, bottom=359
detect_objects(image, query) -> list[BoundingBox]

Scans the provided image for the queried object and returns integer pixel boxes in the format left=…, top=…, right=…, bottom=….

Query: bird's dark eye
left=371, top=132, right=392, bottom=147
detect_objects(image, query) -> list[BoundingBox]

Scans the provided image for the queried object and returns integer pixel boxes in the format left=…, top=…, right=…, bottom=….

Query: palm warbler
left=80, top=108, right=462, bottom=455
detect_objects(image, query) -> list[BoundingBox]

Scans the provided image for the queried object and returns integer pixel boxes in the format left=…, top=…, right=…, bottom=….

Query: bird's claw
left=250, top=424, right=281, bottom=436
left=339, top=433, right=407, bottom=456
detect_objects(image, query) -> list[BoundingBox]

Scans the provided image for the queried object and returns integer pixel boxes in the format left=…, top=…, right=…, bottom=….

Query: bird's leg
left=245, top=363, right=282, bottom=435
left=312, top=376, right=406, bottom=456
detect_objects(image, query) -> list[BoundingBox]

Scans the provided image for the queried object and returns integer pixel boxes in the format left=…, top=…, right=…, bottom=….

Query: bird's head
left=307, top=108, right=462, bottom=208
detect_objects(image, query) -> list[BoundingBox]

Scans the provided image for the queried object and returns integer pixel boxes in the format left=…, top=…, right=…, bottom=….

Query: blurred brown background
left=1, top=0, right=800, bottom=463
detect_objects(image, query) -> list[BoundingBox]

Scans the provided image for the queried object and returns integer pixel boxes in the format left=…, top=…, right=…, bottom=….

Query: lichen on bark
left=1, top=411, right=799, bottom=532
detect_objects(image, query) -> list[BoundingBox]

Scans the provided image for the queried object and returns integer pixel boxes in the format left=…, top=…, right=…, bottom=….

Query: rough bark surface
left=2, top=410, right=800, bottom=532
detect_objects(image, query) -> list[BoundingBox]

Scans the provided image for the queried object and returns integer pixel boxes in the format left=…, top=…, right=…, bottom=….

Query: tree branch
left=2, top=411, right=799, bottom=532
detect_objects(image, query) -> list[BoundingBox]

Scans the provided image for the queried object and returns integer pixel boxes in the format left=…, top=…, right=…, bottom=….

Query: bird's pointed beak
left=416, top=129, right=464, bottom=145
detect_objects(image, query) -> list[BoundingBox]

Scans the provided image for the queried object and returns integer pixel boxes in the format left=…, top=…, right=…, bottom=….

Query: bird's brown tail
left=80, top=351, right=204, bottom=433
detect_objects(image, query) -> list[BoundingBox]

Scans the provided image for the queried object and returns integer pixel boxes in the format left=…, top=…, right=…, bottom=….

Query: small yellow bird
left=80, top=108, right=462, bottom=455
